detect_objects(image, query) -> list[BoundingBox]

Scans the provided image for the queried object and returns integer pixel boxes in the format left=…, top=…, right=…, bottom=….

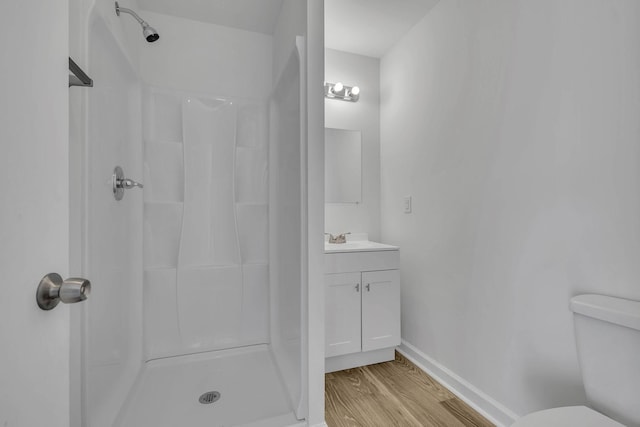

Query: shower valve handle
left=112, top=166, right=143, bottom=201
left=119, top=178, right=144, bottom=189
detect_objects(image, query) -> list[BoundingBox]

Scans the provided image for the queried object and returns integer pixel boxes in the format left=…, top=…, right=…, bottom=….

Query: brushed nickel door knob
left=36, top=273, right=91, bottom=310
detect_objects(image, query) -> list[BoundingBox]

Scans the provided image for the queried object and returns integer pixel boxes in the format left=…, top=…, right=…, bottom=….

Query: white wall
left=325, top=49, right=381, bottom=240
left=381, top=0, right=640, bottom=421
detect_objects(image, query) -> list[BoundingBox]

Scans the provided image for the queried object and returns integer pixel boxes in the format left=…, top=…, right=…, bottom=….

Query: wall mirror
left=325, top=128, right=362, bottom=203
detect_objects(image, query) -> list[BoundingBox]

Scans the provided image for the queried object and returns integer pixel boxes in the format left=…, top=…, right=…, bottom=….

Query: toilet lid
left=512, top=406, right=624, bottom=427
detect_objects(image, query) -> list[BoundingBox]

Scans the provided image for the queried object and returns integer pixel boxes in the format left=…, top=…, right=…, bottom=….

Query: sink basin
left=324, top=240, right=399, bottom=254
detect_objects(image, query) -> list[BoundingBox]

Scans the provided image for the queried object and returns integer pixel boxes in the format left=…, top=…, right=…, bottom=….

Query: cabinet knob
left=355, top=283, right=360, bottom=292
left=366, top=283, right=370, bottom=292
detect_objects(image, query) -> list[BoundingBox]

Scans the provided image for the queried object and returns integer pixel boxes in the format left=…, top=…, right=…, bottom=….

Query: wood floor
left=325, top=352, right=494, bottom=427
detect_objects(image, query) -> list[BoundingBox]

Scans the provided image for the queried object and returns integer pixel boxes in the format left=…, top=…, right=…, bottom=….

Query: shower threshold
left=116, top=344, right=302, bottom=427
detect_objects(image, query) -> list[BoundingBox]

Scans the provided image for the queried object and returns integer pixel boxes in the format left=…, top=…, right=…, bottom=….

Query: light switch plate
left=403, top=196, right=412, bottom=214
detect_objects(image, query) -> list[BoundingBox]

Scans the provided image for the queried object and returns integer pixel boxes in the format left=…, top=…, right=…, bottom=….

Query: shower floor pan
left=117, top=345, right=302, bottom=427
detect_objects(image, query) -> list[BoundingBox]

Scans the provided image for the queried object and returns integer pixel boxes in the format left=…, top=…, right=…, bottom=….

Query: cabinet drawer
left=325, top=250, right=399, bottom=274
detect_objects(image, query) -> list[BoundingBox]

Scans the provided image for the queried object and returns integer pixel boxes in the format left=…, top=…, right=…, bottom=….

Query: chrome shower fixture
left=324, top=81, right=360, bottom=102
left=115, top=1, right=159, bottom=42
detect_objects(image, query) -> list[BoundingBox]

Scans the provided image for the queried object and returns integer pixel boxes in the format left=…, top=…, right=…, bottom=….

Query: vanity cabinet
left=361, top=270, right=401, bottom=352
left=325, top=272, right=362, bottom=357
left=325, top=269, right=400, bottom=357
left=324, top=243, right=400, bottom=372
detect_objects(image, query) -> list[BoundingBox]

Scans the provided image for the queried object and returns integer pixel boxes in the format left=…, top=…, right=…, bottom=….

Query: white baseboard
left=325, top=347, right=395, bottom=373
left=308, top=422, right=328, bottom=427
left=398, top=340, right=518, bottom=427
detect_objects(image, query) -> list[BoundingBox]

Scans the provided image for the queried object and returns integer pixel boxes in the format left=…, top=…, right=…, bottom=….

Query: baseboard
left=398, top=340, right=518, bottom=427
left=325, top=347, right=395, bottom=373
left=308, top=422, right=328, bottom=427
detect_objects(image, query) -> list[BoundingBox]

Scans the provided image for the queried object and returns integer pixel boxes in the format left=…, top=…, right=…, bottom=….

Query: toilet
left=513, top=294, right=640, bottom=427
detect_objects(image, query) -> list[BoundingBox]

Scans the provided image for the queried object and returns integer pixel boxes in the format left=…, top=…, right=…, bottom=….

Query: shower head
left=115, top=1, right=160, bottom=43
left=142, top=24, right=159, bottom=43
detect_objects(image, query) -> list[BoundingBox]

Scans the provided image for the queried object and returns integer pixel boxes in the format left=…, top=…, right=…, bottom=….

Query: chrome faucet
left=325, top=232, right=351, bottom=244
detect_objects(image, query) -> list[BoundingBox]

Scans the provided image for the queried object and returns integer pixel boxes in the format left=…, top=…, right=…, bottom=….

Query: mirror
left=325, top=128, right=362, bottom=203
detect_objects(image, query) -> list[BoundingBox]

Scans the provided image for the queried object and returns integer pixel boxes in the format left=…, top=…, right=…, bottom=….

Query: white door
left=325, top=272, right=362, bottom=357
left=362, top=270, right=401, bottom=352
left=0, top=2, right=71, bottom=427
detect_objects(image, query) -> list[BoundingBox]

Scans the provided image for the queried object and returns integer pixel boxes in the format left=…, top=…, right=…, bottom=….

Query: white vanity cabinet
left=324, top=242, right=400, bottom=372
left=361, top=269, right=401, bottom=352
left=325, top=272, right=362, bottom=357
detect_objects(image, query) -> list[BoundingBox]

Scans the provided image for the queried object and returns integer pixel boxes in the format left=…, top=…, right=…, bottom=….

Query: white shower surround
left=117, top=345, right=301, bottom=427
left=81, top=4, right=311, bottom=427
left=142, top=89, right=271, bottom=359
left=84, top=13, right=144, bottom=427
left=269, top=40, right=306, bottom=419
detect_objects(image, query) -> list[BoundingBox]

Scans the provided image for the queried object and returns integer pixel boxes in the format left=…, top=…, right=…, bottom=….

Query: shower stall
left=74, top=2, right=315, bottom=426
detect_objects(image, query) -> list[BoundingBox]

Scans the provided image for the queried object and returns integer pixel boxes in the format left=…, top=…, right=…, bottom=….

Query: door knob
left=36, top=273, right=91, bottom=310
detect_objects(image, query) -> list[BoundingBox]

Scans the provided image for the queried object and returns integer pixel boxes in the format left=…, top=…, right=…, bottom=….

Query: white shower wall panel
left=237, top=204, right=269, bottom=264
left=177, top=266, right=243, bottom=348
left=146, top=92, right=183, bottom=142
left=144, top=142, right=183, bottom=202
left=138, top=12, right=274, bottom=361
left=237, top=104, right=268, bottom=149
left=143, top=203, right=182, bottom=267
left=143, top=268, right=181, bottom=357
left=143, top=88, right=270, bottom=360
left=241, top=264, right=271, bottom=343
left=85, top=14, right=143, bottom=427
left=182, top=98, right=240, bottom=267
left=269, top=41, right=305, bottom=418
left=138, top=11, right=273, bottom=99
left=236, top=146, right=268, bottom=204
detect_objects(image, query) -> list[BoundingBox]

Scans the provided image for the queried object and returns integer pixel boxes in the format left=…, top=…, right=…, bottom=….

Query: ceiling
left=135, top=0, right=439, bottom=57
left=325, top=0, right=440, bottom=58
left=136, top=0, right=285, bottom=35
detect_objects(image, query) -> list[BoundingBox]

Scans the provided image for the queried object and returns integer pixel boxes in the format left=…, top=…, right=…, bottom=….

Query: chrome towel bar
left=69, top=57, right=93, bottom=88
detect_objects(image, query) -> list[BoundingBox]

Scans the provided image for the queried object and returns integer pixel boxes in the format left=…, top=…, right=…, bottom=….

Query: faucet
left=325, top=232, right=351, bottom=244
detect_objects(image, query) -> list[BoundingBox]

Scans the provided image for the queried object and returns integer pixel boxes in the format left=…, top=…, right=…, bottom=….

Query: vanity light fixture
left=325, top=81, right=360, bottom=102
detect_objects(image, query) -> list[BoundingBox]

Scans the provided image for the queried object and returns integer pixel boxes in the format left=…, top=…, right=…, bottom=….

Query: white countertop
left=324, top=240, right=399, bottom=254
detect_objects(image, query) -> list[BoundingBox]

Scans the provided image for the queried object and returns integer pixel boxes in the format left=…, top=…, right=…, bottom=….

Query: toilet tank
left=571, top=294, right=640, bottom=427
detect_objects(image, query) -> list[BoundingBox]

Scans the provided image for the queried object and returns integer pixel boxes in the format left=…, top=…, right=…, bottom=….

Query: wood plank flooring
left=325, top=352, right=494, bottom=427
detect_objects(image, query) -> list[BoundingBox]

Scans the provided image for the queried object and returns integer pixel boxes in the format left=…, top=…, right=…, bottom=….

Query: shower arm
left=114, top=1, right=159, bottom=43
left=115, top=2, right=148, bottom=26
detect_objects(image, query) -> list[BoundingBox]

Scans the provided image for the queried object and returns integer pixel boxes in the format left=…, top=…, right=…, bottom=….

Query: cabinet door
left=325, top=272, right=362, bottom=357
left=362, top=270, right=401, bottom=352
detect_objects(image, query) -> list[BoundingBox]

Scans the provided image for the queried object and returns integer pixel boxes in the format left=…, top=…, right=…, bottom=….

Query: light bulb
left=333, top=82, right=344, bottom=93
left=351, top=86, right=360, bottom=96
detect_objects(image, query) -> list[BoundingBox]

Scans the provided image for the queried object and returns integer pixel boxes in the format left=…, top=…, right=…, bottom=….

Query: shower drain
left=199, top=391, right=221, bottom=404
